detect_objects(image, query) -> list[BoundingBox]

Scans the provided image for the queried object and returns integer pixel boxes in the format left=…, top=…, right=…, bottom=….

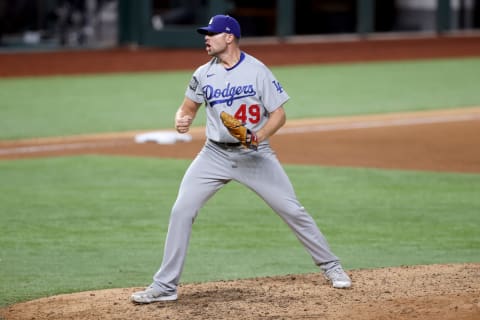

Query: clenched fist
left=175, top=115, right=193, bottom=133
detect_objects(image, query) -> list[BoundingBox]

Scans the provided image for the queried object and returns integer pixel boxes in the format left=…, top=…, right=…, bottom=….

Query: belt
left=208, top=139, right=242, bottom=148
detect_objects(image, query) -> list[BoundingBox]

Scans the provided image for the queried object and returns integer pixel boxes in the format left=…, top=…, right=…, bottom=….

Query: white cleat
left=324, top=266, right=352, bottom=289
left=130, top=285, right=178, bottom=304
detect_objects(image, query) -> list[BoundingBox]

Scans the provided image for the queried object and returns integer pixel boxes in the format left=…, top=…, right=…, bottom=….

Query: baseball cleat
left=130, top=285, right=178, bottom=303
left=324, top=266, right=352, bottom=289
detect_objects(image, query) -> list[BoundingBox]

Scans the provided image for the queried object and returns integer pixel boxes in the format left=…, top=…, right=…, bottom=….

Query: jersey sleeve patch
left=272, top=80, right=284, bottom=93
left=189, top=76, right=199, bottom=91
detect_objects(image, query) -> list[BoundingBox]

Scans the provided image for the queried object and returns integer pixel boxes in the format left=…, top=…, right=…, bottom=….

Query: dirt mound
left=1, top=263, right=478, bottom=320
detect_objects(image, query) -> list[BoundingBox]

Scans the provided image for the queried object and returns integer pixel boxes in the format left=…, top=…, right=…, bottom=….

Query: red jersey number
left=234, top=104, right=261, bottom=124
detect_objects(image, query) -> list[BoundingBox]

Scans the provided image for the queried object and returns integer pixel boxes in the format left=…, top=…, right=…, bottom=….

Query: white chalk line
left=1, top=112, right=479, bottom=156
left=278, top=113, right=480, bottom=134
left=0, top=140, right=129, bottom=156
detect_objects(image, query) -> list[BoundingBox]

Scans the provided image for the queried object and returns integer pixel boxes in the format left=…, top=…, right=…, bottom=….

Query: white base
left=134, top=131, right=192, bottom=145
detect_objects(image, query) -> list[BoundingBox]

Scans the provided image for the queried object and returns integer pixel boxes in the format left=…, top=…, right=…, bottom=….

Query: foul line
left=278, top=112, right=480, bottom=134
left=0, top=140, right=129, bottom=156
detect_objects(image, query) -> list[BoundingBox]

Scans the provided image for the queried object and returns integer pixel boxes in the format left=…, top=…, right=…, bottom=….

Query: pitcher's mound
left=1, top=263, right=479, bottom=320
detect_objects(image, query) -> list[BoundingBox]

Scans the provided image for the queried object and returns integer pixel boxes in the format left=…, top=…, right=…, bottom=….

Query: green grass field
left=1, top=58, right=480, bottom=307
left=1, top=156, right=479, bottom=306
left=1, top=58, right=480, bottom=139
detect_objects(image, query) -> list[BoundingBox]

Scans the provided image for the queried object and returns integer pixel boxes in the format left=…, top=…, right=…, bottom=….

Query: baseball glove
left=220, top=111, right=258, bottom=150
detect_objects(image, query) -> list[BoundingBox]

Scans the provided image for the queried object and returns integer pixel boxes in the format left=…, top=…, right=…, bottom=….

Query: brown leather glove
left=220, top=112, right=258, bottom=151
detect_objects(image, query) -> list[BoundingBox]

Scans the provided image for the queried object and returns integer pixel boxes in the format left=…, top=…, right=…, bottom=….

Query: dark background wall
left=1, top=0, right=479, bottom=49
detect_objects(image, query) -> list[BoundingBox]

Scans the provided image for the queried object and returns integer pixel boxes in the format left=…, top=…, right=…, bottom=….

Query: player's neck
left=218, top=47, right=241, bottom=69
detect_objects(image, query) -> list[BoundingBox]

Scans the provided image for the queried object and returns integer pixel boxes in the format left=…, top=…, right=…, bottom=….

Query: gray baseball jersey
left=186, top=52, right=289, bottom=143
left=152, top=51, right=340, bottom=292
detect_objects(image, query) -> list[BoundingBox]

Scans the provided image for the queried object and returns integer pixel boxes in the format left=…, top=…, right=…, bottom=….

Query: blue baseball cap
left=197, top=15, right=241, bottom=38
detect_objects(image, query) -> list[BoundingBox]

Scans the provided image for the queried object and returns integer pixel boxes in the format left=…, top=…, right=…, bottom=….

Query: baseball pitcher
left=131, top=14, right=351, bottom=304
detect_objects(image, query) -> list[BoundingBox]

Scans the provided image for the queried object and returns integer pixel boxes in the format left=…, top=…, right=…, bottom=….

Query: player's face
left=204, top=32, right=229, bottom=56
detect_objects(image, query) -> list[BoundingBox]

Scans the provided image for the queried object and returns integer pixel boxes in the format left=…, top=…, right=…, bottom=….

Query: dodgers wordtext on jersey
left=203, top=82, right=256, bottom=107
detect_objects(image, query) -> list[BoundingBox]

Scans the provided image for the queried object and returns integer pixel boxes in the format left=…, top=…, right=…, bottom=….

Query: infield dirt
left=1, top=264, right=479, bottom=320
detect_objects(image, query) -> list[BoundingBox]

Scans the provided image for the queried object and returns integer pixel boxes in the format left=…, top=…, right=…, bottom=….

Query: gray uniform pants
left=153, top=140, right=339, bottom=292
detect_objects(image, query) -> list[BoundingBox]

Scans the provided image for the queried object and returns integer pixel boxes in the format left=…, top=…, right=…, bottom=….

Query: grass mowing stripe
left=1, top=156, right=479, bottom=306
left=1, top=58, right=480, bottom=139
left=278, top=57, right=480, bottom=117
left=0, top=72, right=191, bottom=139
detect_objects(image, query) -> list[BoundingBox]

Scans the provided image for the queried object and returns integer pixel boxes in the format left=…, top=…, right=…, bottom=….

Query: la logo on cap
left=209, top=17, right=214, bottom=25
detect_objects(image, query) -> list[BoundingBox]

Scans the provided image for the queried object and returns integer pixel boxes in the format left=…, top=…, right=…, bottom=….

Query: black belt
left=209, top=139, right=242, bottom=148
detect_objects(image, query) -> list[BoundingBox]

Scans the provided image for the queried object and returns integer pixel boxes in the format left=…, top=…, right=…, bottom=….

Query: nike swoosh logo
left=207, top=73, right=215, bottom=78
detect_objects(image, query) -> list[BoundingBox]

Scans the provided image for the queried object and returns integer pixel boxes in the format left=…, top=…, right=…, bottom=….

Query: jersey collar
left=225, top=52, right=245, bottom=71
